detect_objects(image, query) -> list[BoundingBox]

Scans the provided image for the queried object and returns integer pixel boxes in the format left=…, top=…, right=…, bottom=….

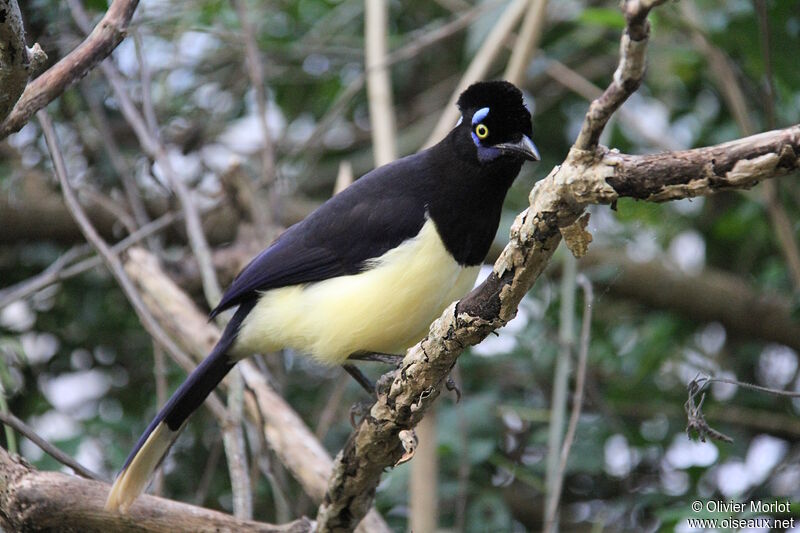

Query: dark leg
left=445, top=375, right=462, bottom=403
left=348, top=352, right=403, bottom=365
left=342, top=363, right=375, bottom=394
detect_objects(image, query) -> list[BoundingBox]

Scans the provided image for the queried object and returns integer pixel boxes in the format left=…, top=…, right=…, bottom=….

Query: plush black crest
left=457, top=80, right=532, bottom=138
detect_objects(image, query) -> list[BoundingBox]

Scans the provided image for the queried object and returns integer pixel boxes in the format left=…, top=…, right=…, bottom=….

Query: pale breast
left=234, top=219, right=480, bottom=364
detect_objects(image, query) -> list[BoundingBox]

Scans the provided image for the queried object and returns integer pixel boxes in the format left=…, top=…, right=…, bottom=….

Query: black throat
left=423, top=131, right=524, bottom=266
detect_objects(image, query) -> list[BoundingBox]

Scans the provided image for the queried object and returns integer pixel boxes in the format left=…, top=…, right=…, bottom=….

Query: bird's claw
left=349, top=400, right=372, bottom=428
left=445, top=375, right=461, bottom=403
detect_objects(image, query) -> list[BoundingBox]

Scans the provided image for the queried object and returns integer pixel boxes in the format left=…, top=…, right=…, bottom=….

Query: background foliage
left=1, top=0, right=799, bottom=531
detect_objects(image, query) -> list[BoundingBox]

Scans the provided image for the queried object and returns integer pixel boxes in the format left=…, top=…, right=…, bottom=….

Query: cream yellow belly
left=233, top=219, right=480, bottom=364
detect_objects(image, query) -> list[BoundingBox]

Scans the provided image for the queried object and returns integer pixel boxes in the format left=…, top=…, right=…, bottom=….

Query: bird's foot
left=342, top=363, right=375, bottom=395
left=349, top=400, right=372, bottom=428
left=445, top=374, right=462, bottom=403
left=375, top=369, right=397, bottom=397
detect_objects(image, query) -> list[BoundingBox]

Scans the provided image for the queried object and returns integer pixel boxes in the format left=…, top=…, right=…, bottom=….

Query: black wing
left=210, top=155, right=430, bottom=318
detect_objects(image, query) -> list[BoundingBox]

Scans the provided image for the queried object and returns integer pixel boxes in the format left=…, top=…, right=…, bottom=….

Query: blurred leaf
left=579, top=7, right=625, bottom=29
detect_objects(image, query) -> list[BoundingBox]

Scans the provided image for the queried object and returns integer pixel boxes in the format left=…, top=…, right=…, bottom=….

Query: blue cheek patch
left=476, top=145, right=501, bottom=163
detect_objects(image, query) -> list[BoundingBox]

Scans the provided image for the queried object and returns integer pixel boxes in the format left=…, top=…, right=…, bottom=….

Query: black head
left=455, top=80, right=539, bottom=165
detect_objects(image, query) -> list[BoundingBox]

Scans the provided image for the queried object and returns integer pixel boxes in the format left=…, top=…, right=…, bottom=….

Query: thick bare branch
left=0, top=0, right=139, bottom=138
left=0, top=448, right=310, bottom=533
left=602, top=126, right=799, bottom=201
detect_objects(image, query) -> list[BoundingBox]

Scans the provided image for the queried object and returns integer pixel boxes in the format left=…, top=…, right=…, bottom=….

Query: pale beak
left=496, top=134, right=540, bottom=161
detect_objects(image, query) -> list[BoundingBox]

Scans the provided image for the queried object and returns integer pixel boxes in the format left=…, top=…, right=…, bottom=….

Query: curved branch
left=0, top=447, right=310, bottom=533
left=575, top=0, right=667, bottom=150
left=0, top=0, right=139, bottom=138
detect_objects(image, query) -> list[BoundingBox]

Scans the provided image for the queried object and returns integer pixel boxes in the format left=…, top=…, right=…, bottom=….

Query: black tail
left=105, top=301, right=254, bottom=512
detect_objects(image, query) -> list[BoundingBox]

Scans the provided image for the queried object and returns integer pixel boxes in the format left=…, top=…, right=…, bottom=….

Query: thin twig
left=680, top=1, right=800, bottom=289
left=68, top=0, right=223, bottom=308
left=574, top=0, right=668, bottom=150
left=0, top=410, right=103, bottom=481
left=424, top=0, right=529, bottom=148
left=38, top=109, right=227, bottom=422
left=287, top=0, right=499, bottom=160
left=685, top=377, right=734, bottom=444
left=544, top=253, right=576, bottom=533
left=132, top=30, right=159, bottom=137
left=0, top=389, right=17, bottom=455
left=544, top=274, right=593, bottom=533
left=0, top=245, right=89, bottom=307
left=503, top=0, right=548, bottom=85
left=364, top=0, right=397, bottom=166
left=696, top=375, right=800, bottom=399
left=232, top=0, right=276, bottom=186
left=223, top=368, right=253, bottom=519
left=546, top=58, right=681, bottom=151
left=193, top=434, right=223, bottom=506
left=684, top=373, right=800, bottom=444
left=80, top=83, right=162, bottom=253
left=754, top=0, right=800, bottom=289
left=452, top=365, right=469, bottom=533
left=246, top=392, right=292, bottom=523
left=314, top=375, right=349, bottom=440
left=0, top=212, right=179, bottom=310
left=79, top=187, right=138, bottom=235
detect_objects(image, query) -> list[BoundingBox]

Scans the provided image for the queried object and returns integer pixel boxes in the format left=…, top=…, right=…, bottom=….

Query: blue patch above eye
left=471, top=107, right=490, bottom=126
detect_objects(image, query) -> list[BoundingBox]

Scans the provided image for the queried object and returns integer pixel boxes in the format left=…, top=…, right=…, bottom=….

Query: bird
left=105, top=80, right=539, bottom=512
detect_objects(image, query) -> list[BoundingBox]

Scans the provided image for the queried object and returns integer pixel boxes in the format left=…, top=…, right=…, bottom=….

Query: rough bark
left=0, top=447, right=311, bottom=533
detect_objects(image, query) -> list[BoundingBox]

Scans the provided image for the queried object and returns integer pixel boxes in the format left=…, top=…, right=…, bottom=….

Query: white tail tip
left=105, top=422, right=175, bottom=513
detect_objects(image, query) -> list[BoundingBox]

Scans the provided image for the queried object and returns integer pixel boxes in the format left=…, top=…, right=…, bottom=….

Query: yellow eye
left=475, top=123, right=489, bottom=139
